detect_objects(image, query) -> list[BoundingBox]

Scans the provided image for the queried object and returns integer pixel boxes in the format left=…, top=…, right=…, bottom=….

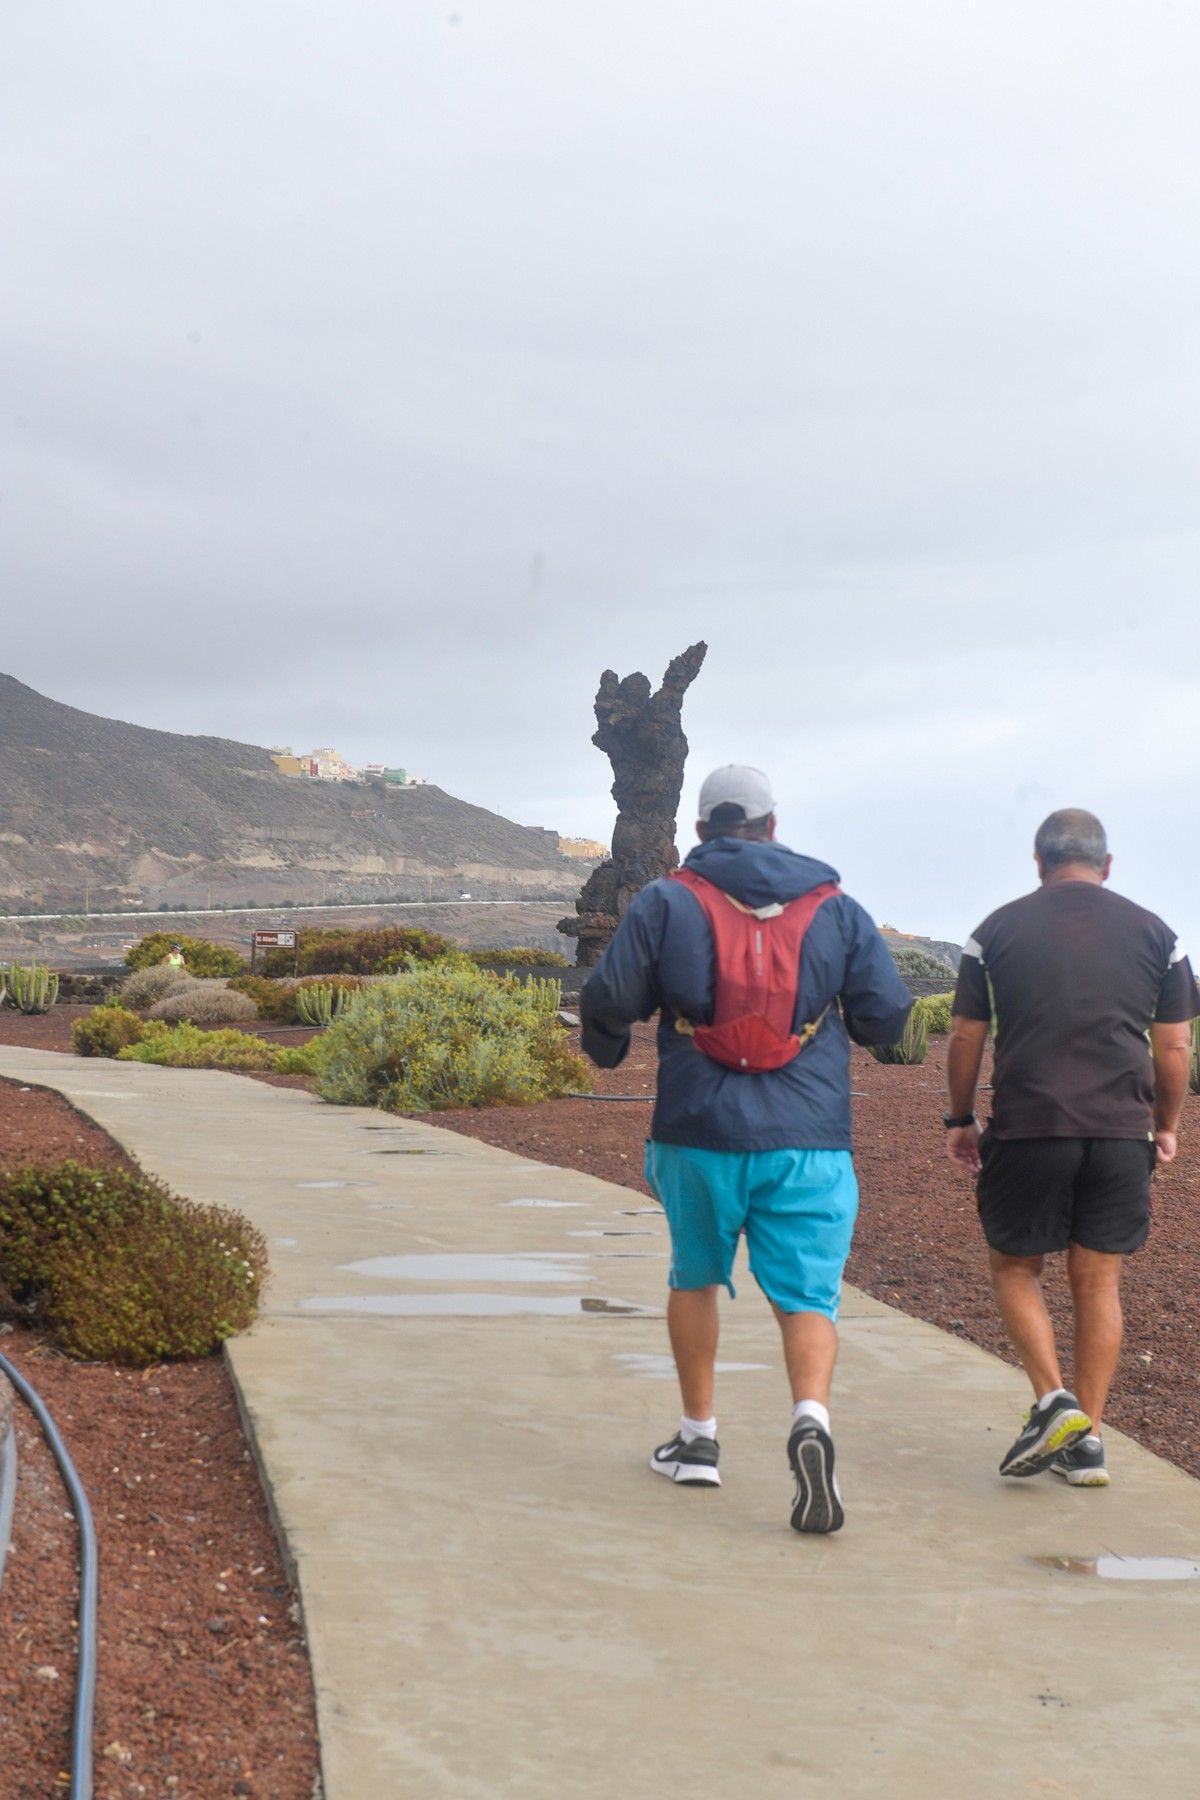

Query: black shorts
left=976, top=1130, right=1155, bottom=1258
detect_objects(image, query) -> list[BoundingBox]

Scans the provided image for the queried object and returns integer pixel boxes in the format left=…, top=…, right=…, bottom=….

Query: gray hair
left=1034, top=808, right=1108, bottom=873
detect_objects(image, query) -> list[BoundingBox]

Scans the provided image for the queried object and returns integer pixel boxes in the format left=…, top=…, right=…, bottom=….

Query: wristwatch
left=942, top=1111, right=977, bottom=1130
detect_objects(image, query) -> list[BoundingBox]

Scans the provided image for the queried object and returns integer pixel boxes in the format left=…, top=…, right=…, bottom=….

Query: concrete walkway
left=4, top=1046, right=1200, bottom=1798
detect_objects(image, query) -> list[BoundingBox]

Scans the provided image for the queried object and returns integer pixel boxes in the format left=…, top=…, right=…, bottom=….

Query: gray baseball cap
left=696, top=764, right=776, bottom=822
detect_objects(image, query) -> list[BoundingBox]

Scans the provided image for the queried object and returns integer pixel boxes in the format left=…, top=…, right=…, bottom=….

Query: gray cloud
left=4, top=1, right=1199, bottom=946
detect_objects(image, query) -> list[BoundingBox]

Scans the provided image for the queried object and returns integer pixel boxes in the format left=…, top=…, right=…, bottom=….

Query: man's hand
left=1155, top=1130, right=1178, bottom=1167
left=946, top=1121, right=982, bottom=1174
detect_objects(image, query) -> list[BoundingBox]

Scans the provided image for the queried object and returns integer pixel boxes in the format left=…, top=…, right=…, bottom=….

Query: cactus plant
left=5, top=962, right=60, bottom=1014
left=294, top=982, right=353, bottom=1027
left=1190, top=1016, right=1200, bottom=1096
left=868, top=1008, right=929, bottom=1066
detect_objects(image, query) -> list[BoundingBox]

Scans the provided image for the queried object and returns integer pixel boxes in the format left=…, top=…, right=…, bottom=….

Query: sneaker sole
left=788, top=1431, right=844, bottom=1534
left=1051, top=1463, right=1111, bottom=1488
left=1001, top=1409, right=1091, bottom=1478
left=650, top=1455, right=721, bottom=1487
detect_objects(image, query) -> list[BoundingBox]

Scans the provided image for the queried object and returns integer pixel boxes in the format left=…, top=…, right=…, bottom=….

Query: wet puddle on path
left=299, top=1293, right=659, bottom=1317
left=1033, top=1555, right=1200, bottom=1581
left=613, top=1353, right=769, bottom=1379
left=568, top=1229, right=657, bottom=1238
left=339, top=1251, right=595, bottom=1283
left=500, top=1198, right=584, bottom=1209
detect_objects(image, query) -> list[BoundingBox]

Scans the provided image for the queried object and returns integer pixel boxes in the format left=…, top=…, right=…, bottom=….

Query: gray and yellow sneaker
left=1051, top=1435, right=1110, bottom=1487
left=999, top=1391, right=1091, bottom=1478
left=650, top=1431, right=721, bottom=1486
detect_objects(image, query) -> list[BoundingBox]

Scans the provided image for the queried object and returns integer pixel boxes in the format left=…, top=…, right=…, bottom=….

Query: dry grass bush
left=0, top=1159, right=267, bottom=1364
left=147, top=981, right=259, bottom=1026
left=119, top=964, right=196, bottom=1011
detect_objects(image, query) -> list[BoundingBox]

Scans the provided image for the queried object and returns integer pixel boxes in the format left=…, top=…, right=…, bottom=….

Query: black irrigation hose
left=0, top=1351, right=97, bottom=1800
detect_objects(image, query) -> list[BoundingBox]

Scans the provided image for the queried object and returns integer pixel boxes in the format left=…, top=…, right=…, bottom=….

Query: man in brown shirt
left=945, top=809, right=1195, bottom=1487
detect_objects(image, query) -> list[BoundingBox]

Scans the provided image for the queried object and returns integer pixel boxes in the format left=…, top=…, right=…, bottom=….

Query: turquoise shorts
left=644, top=1140, right=859, bottom=1320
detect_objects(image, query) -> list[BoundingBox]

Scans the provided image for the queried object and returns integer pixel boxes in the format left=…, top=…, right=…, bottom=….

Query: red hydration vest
left=669, top=868, right=840, bottom=1073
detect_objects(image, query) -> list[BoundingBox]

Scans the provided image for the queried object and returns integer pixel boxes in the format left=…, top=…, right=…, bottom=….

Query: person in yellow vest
left=164, top=944, right=186, bottom=971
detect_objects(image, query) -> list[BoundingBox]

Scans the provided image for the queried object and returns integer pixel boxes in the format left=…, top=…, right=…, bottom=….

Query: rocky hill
left=0, top=675, right=582, bottom=912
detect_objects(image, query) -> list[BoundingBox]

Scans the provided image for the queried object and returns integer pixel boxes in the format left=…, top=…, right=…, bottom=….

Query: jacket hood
left=681, top=837, right=840, bottom=908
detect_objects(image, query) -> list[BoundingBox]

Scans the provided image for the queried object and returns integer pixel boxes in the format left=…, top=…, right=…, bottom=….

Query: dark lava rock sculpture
left=559, top=641, right=707, bottom=966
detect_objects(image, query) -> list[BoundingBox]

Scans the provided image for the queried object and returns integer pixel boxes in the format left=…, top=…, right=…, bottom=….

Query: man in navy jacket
left=581, top=765, right=911, bottom=1532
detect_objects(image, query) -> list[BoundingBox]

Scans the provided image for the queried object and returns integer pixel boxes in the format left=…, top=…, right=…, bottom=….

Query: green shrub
left=118, top=1022, right=281, bottom=1071
left=510, top=975, right=562, bottom=1015
left=868, top=1009, right=930, bottom=1066
left=0, top=1159, right=267, bottom=1364
left=309, top=965, right=590, bottom=1112
left=120, top=964, right=196, bottom=1011
left=125, top=933, right=247, bottom=977
left=467, top=946, right=570, bottom=968
left=228, top=973, right=288, bottom=1019
left=3, top=962, right=60, bottom=1013
left=146, top=981, right=259, bottom=1026
left=259, top=924, right=454, bottom=978
left=913, top=992, right=955, bottom=1035
left=72, top=1007, right=147, bottom=1058
left=276, top=1041, right=321, bottom=1076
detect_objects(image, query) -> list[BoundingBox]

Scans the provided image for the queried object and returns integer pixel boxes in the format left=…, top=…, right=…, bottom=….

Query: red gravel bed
left=414, top=1023, right=1200, bottom=1480
left=0, top=1077, right=320, bottom=1799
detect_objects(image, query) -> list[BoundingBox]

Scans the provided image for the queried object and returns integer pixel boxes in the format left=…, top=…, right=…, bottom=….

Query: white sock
left=1036, top=1387, right=1071, bottom=1408
left=792, top=1399, right=830, bottom=1434
left=680, top=1415, right=717, bottom=1444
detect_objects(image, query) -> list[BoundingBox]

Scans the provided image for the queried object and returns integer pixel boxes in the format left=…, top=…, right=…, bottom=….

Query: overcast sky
left=4, top=3, right=1199, bottom=947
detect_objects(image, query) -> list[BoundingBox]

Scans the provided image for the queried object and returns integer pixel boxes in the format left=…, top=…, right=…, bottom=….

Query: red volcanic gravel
left=0, top=1076, right=320, bottom=1799
left=415, top=1023, right=1200, bottom=1480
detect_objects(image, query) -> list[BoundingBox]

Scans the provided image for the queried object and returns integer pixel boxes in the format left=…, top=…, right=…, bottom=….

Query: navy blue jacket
left=580, top=837, right=912, bottom=1152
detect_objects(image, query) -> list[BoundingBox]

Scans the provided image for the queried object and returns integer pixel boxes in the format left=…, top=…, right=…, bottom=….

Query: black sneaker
left=787, top=1416, right=844, bottom=1534
left=650, top=1431, right=721, bottom=1487
left=1050, top=1435, right=1110, bottom=1487
left=999, top=1391, right=1091, bottom=1478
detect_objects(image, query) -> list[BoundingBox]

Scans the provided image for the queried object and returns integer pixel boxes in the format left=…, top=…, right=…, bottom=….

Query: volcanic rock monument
left=559, top=641, right=707, bottom=966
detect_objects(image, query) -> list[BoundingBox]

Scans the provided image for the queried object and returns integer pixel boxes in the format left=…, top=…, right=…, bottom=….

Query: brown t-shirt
left=953, top=882, right=1197, bottom=1140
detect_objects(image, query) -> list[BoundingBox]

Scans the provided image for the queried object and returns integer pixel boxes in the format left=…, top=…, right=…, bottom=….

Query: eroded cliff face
left=559, top=642, right=707, bottom=966
left=0, top=675, right=580, bottom=911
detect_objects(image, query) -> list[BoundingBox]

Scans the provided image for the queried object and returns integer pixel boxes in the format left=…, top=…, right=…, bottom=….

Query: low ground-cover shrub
left=120, top=963, right=196, bottom=1011
left=868, top=1009, right=930, bottom=1066
left=0, top=1159, right=267, bottom=1364
left=260, top=924, right=454, bottom=977
left=147, top=981, right=259, bottom=1026
left=309, top=965, right=589, bottom=1111
left=118, top=1022, right=280, bottom=1071
left=467, top=946, right=570, bottom=968
left=72, top=1007, right=147, bottom=1057
left=125, top=933, right=247, bottom=977
left=913, top=992, right=955, bottom=1035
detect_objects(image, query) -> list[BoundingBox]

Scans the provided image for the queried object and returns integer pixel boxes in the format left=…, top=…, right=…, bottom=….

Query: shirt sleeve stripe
left=1169, top=939, right=1187, bottom=966
left=962, top=936, right=984, bottom=962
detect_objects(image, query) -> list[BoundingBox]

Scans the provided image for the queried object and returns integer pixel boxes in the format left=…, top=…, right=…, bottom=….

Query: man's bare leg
left=1067, top=1243, right=1124, bottom=1431
left=667, top=1286, right=720, bottom=1418
left=989, top=1250, right=1064, bottom=1398
left=773, top=1306, right=838, bottom=1407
